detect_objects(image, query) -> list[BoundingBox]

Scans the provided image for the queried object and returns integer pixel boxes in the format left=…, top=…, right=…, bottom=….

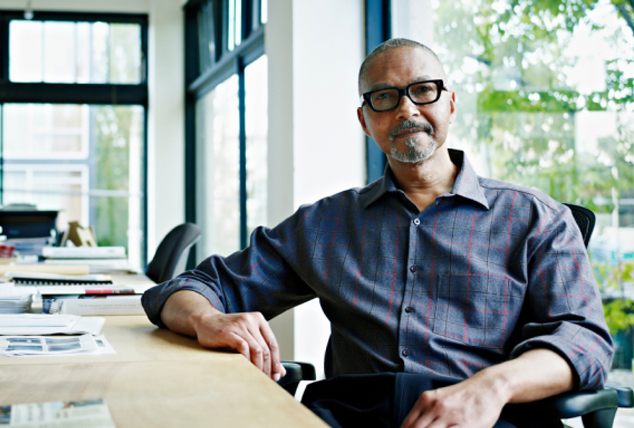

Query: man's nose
left=395, top=94, right=420, bottom=119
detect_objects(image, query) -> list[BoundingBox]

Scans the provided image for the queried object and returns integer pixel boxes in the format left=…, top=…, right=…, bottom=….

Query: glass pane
left=109, top=24, right=142, bottom=84
left=8, top=20, right=142, bottom=84
left=198, top=3, right=215, bottom=73
left=76, top=23, right=92, bottom=83
left=3, top=104, right=88, bottom=159
left=261, top=0, right=268, bottom=24
left=245, top=56, right=268, bottom=236
left=427, top=0, right=634, bottom=235
left=91, top=22, right=110, bottom=83
left=1, top=104, right=145, bottom=269
left=228, top=0, right=236, bottom=51
left=3, top=167, right=87, bottom=232
left=235, top=0, right=242, bottom=47
left=196, top=75, right=241, bottom=258
left=43, top=22, right=76, bottom=83
left=9, top=20, right=43, bottom=82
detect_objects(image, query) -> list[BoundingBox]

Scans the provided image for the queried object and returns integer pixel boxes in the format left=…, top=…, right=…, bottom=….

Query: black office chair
left=145, top=223, right=201, bottom=283
left=278, top=203, right=634, bottom=428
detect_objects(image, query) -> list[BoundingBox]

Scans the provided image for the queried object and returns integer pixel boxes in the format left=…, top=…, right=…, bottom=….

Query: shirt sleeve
left=141, top=208, right=318, bottom=329
left=510, top=204, right=614, bottom=390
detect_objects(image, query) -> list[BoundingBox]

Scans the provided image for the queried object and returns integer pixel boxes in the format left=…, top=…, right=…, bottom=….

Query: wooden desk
left=0, top=316, right=328, bottom=428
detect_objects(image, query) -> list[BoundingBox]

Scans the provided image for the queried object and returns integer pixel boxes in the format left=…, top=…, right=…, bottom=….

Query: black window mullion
left=140, top=15, right=149, bottom=84
left=0, top=83, right=148, bottom=106
left=0, top=17, right=8, bottom=82
left=238, top=57, right=248, bottom=249
left=220, top=0, right=229, bottom=57
left=365, top=0, right=391, bottom=184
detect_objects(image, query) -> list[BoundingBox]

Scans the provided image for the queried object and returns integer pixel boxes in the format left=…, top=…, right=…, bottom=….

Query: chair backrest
left=563, top=203, right=596, bottom=249
left=145, top=223, right=201, bottom=283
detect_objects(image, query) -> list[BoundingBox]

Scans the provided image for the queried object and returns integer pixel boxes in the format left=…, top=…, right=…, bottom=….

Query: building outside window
left=0, top=12, right=148, bottom=268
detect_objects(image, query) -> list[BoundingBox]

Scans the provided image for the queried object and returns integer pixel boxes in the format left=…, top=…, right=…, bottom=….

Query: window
left=389, top=0, right=634, bottom=369
left=0, top=11, right=148, bottom=268
left=184, top=0, right=267, bottom=261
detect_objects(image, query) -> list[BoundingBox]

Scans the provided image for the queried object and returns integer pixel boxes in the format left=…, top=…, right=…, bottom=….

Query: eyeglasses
left=360, top=79, right=448, bottom=112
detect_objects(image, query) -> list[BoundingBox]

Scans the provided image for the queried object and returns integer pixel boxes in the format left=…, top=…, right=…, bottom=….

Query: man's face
left=357, top=47, right=456, bottom=165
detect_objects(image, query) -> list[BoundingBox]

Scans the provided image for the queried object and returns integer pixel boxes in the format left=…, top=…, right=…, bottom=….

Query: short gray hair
left=358, top=38, right=440, bottom=94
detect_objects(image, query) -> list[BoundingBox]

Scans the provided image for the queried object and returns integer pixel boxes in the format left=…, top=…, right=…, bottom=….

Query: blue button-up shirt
left=142, top=149, right=613, bottom=390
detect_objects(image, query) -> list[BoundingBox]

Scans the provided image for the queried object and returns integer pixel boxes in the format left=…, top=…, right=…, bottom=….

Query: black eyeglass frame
left=360, top=79, right=448, bottom=112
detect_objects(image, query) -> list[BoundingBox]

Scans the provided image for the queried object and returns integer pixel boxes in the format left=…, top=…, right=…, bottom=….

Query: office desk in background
left=0, top=315, right=328, bottom=428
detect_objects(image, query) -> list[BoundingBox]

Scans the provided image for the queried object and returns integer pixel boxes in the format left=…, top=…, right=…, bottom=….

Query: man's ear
left=448, top=91, right=457, bottom=125
left=357, top=107, right=372, bottom=138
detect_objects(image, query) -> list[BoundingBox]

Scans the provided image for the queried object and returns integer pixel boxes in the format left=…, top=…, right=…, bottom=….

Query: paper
left=0, top=334, right=97, bottom=357
left=42, top=247, right=126, bottom=259
left=0, top=314, right=104, bottom=336
left=4, top=272, right=111, bottom=282
left=0, top=399, right=116, bottom=427
left=0, top=284, right=32, bottom=314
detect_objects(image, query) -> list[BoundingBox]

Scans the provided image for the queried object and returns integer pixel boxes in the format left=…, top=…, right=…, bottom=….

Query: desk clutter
left=0, top=216, right=146, bottom=316
left=0, top=399, right=117, bottom=428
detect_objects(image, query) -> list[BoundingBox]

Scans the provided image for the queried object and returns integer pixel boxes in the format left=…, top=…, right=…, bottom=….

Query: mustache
left=389, top=120, right=433, bottom=141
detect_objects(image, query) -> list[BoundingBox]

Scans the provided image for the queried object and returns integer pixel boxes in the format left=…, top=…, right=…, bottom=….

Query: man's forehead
left=360, top=47, right=444, bottom=93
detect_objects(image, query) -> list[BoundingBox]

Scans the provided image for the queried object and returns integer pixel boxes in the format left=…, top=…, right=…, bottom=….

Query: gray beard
left=390, top=137, right=437, bottom=163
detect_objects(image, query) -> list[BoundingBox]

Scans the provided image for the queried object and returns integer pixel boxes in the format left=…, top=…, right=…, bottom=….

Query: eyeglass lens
left=370, top=81, right=440, bottom=111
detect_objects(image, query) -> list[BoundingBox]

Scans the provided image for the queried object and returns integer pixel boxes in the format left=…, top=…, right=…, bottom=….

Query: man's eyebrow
left=365, top=75, right=434, bottom=92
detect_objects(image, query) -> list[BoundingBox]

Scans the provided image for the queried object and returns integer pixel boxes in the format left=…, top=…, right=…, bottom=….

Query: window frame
left=0, top=10, right=149, bottom=265
left=184, top=0, right=265, bottom=257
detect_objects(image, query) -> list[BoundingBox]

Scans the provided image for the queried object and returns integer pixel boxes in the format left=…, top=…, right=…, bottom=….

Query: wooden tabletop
left=0, top=316, right=328, bottom=428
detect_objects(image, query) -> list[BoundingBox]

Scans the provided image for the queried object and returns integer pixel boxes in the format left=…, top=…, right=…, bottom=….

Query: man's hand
left=160, top=290, right=286, bottom=381
left=190, top=309, right=285, bottom=381
left=401, top=349, right=575, bottom=428
left=400, top=375, right=507, bottom=428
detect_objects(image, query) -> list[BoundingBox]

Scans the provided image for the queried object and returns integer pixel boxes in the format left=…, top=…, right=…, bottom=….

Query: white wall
left=0, top=0, right=186, bottom=259
left=266, top=0, right=366, bottom=379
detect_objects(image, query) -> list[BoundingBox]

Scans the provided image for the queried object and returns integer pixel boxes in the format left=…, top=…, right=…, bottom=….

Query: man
left=142, top=38, right=613, bottom=428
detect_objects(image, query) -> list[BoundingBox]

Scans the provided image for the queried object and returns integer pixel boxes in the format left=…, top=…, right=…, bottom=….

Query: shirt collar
left=359, top=149, right=490, bottom=210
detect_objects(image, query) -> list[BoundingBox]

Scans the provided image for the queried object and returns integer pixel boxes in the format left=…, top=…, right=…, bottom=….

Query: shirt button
left=410, top=265, right=417, bottom=272
left=413, top=218, right=420, bottom=226
left=404, top=306, right=413, bottom=313
left=402, top=349, right=410, bottom=357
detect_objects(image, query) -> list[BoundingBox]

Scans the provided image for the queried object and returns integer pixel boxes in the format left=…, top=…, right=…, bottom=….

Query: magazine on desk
left=0, top=398, right=117, bottom=428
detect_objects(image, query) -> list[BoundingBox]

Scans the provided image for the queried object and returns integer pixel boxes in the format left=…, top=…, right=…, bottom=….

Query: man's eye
left=411, top=84, right=433, bottom=95
left=373, top=91, right=396, bottom=101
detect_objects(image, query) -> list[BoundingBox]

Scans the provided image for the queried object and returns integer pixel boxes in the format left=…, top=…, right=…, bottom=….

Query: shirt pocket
left=431, top=274, right=522, bottom=350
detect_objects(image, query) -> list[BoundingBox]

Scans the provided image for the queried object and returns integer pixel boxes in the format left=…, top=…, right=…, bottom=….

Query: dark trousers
left=301, top=373, right=563, bottom=428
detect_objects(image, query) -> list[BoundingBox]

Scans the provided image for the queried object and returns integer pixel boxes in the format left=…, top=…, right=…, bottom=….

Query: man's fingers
left=259, top=321, right=285, bottom=380
left=246, top=324, right=270, bottom=375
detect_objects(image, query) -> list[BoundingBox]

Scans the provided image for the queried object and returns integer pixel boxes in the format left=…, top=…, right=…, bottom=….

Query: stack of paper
left=41, top=246, right=136, bottom=275
left=0, top=283, right=33, bottom=314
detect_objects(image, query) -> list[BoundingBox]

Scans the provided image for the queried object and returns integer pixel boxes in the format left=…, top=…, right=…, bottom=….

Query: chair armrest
left=605, top=384, right=634, bottom=408
left=506, top=389, right=620, bottom=428
left=277, top=361, right=317, bottom=395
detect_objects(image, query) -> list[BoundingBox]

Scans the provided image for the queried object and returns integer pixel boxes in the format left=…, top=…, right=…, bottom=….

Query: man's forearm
left=474, top=348, right=575, bottom=404
left=160, top=289, right=219, bottom=338
left=401, top=348, right=575, bottom=428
